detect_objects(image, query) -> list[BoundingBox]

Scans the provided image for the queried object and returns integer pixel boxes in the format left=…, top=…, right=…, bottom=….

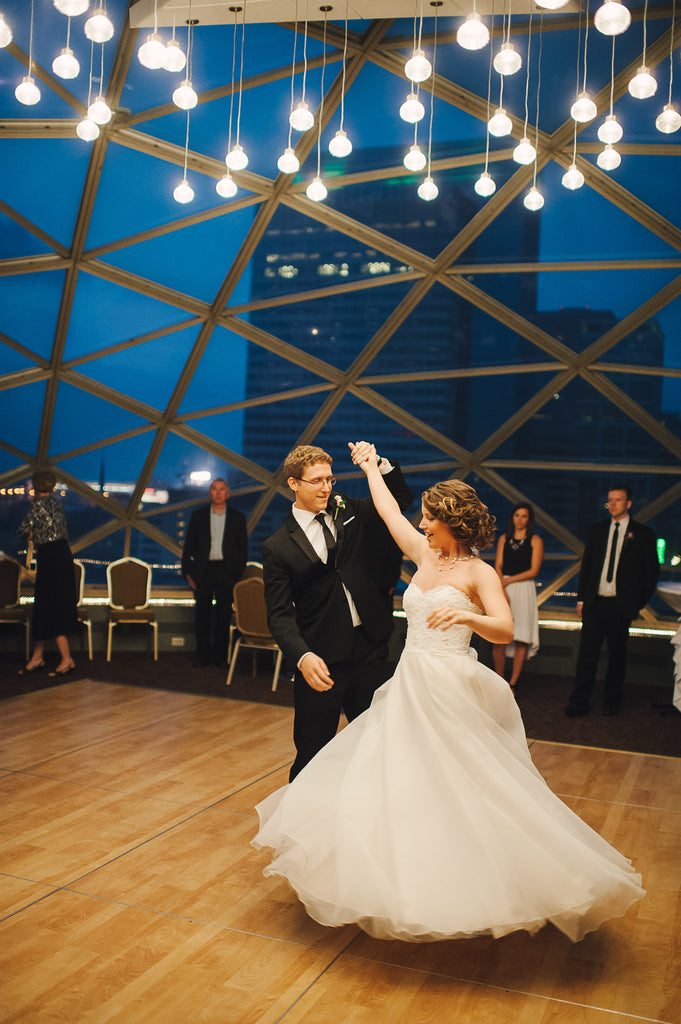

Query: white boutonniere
left=333, top=494, right=346, bottom=520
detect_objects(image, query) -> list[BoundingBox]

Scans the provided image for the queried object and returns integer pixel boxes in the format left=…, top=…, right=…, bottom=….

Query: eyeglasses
left=294, top=476, right=336, bottom=488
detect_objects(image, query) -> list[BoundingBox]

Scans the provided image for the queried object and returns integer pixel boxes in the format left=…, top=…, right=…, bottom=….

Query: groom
left=262, top=442, right=412, bottom=779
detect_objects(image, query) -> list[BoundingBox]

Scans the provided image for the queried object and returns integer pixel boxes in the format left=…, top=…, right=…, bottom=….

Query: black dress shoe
left=565, top=704, right=590, bottom=717
left=603, top=706, right=620, bottom=716
left=193, top=656, right=210, bottom=668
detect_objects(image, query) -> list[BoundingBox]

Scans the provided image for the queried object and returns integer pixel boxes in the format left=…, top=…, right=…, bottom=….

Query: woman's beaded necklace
left=435, top=550, right=474, bottom=571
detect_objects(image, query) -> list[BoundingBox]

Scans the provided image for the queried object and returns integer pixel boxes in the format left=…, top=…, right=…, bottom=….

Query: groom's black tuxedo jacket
left=262, top=466, right=412, bottom=668
left=577, top=517, right=659, bottom=621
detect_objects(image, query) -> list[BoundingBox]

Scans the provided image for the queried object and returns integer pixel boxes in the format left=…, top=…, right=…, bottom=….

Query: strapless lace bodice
left=402, top=583, right=479, bottom=657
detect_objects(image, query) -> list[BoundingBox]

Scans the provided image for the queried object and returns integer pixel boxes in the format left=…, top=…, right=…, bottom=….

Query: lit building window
left=318, top=263, right=338, bottom=276
left=278, top=265, right=298, bottom=278
left=365, top=261, right=391, bottom=275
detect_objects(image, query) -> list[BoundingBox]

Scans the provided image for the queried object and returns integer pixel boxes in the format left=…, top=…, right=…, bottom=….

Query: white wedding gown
left=252, top=583, right=644, bottom=942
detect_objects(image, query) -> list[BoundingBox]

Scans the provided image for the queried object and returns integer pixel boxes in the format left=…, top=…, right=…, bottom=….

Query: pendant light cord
left=532, top=10, right=543, bottom=189
left=235, top=3, right=246, bottom=148
left=425, top=1, right=439, bottom=178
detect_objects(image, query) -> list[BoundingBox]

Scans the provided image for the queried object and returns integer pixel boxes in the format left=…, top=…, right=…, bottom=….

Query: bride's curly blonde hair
left=422, top=480, right=496, bottom=551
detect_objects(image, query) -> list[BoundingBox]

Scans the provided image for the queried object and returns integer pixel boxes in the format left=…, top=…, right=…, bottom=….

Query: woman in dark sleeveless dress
left=493, top=502, right=543, bottom=690
left=17, top=469, right=79, bottom=676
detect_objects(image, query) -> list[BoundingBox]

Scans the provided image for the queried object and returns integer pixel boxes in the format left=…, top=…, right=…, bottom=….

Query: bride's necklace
left=435, top=550, right=474, bottom=571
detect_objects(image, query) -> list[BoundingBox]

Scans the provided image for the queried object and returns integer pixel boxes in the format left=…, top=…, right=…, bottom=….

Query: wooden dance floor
left=1, top=680, right=679, bottom=1023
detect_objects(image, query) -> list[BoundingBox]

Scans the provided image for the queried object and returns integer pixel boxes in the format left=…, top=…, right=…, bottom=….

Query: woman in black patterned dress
left=17, top=469, right=79, bottom=676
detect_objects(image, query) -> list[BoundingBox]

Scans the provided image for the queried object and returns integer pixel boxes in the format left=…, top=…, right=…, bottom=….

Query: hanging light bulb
left=54, top=0, right=89, bottom=13
left=15, top=75, right=41, bottom=105
left=597, top=144, right=621, bottom=169
left=597, top=113, right=623, bottom=143
left=562, top=163, right=585, bottom=189
left=456, top=12, right=489, bottom=50
left=571, top=91, right=597, bottom=122
left=656, top=103, right=681, bottom=133
left=173, top=177, right=194, bottom=204
left=0, top=12, right=13, bottom=46
left=523, top=186, right=544, bottom=211
left=306, top=176, right=327, bottom=201
left=289, top=101, right=314, bottom=131
left=399, top=91, right=426, bottom=123
left=329, top=129, right=352, bottom=157
left=225, top=143, right=248, bottom=170
left=405, top=48, right=432, bottom=83
left=474, top=170, right=496, bottom=196
left=513, top=136, right=536, bottom=164
left=138, top=32, right=166, bottom=69
left=87, top=95, right=112, bottom=123
left=418, top=176, right=439, bottom=201
left=52, top=46, right=80, bottom=79
left=76, top=117, right=99, bottom=140
left=493, top=42, right=522, bottom=76
left=277, top=147, right=300, bottom=173
left=628, top=65, right=657, bottom=99
left=216, top=173, right=238, bottom=198
left=594, top=0, right=631, bottom=35
left=84, top=6, right=114, bottom=42
left=163, top=38, right=186, bottom=72
left=534, top=0, right=569, bottom=7
left=487, top=106, right=512, bottom=136
left=173, top=79, right=198, bottom=109
left=403, top=144, right=427, bottom=171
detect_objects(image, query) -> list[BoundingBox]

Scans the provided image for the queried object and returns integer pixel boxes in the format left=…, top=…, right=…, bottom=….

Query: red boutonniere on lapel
left=332, top=494, right=346, bottom=520
left=626, top=531, right=634, bottom=542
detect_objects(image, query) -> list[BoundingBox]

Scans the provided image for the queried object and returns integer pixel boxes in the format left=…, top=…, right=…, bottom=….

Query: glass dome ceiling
left=1, top=0, right=680, bottom=607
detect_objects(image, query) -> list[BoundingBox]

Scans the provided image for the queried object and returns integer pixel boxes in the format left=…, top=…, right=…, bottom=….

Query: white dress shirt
left=598, top=514, right=629, bottom=597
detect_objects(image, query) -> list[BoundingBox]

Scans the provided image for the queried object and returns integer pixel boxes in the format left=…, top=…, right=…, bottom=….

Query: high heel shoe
left=18, top=660, right=45, bottom=675
left=48, top=662, right=75, bottom=678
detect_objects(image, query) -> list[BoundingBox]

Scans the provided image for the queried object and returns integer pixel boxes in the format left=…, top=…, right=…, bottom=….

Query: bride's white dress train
left=252, top=583, right=644, bottom=942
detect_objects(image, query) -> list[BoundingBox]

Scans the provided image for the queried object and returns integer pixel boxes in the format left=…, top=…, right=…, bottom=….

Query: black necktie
left=606, top=522, right=620, bottom=582
left=315, top=513, right=336, bottom=558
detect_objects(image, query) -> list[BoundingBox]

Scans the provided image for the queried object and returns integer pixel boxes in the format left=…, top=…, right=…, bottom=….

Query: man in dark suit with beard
left=182, top=478, right=248, bottom=667
left=566, top=485, right=659, bottom=717
left=262, top=441, right=413, bottom=780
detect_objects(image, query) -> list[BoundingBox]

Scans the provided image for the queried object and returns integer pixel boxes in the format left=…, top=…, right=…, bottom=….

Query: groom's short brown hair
left=283, top=445, right=332, bottom=482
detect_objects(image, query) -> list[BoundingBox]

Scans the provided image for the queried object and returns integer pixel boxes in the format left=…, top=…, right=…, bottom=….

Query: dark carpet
left=2, top=650, right=679, bottom=759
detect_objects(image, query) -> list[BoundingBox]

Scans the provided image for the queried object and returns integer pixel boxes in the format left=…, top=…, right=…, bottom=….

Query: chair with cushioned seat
left=0, top=556, right=30, bottom=660
left=226, top=575, right=282, bottom=692
left=106, top=557, right=157, bottom=661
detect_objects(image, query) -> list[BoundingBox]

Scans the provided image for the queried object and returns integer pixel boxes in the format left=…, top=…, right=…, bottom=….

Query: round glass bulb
left=225, top=144, right=248, bottom=170
left=656, top=103, right=681, bottom=134
left=399, top=91, right=425, bottom=124
left=597, top=113, right=623, bottom=144
left=628, top=66, right=656, bottom=99
left=173, top=178, right=194, bottom=204
left=493, top=42, right=522, bottom=76
left=54, top=0, right=89, bottom=14
left=474, top=171, right=496, bottom=197
left=15, top=76, right=41, bottom=106
left=216, top=173, right=237, bottom=198
left=523, top=187, right=544, bottom=211
left=403, top=144, right=427, bottom=172
left=513, top=136, right=536, bottom=165
left=405, top=48, right=432, bottom=83
left=277, top=147, right=300, bottom=174
left=138, top=32, right=166, bottom=70
left=163, top=39, right=186, bottom=73
left=417, top=175, right=439, bottom=201
left=534, top=0, right=569, bottom=7
left=306, top=176, right=327, bottom=202
left=84, top=8, right=114, bottom=43
left=561, top=163, right=584, bottom=190
left=594, top=0, right=631, bottom=35
left=487, top=106, right=512, bottom=137
left=0, top=13, right=13, bottom=47
left=456, top=12, right=489, bottom=51
left=596, top=144, right=621, bottom=170
left=87, top=96, right=112, bottom=124
left=290, top=101, right=314, bottom=131
left=329, top=129, right=352, bottom=157
left=172, top=79, right=197, bottom=109
left=76, top=117, right=99, bottom=140
left=571, top=91, right=597, bottom=123
left=52, top=47, right=80, bottom=79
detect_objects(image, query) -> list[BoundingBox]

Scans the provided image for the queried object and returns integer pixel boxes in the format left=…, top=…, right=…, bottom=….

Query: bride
left=252, top=446, right=645, bottom=943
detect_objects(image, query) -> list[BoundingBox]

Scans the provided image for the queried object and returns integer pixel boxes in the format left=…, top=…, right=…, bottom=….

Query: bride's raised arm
left=349, top=444, right=424, bottom=564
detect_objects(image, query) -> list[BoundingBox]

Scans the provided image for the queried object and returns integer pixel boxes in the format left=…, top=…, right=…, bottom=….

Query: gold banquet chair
left=73, top=559, right=93, bottom=660
left=106, top=557, right=158, bottom=661
left=228, top=561, right=263, bottom=662
left=226, top=576, right=282, bottom=692
left=0, top=556, right=30, bottom=660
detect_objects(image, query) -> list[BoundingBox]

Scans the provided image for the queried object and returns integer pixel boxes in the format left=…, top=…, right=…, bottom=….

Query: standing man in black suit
left=262, top=441, right=413, bottom=780
left=182, top=478, right=248, bottom=667
left=566, top=485, right=659, bottom=717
